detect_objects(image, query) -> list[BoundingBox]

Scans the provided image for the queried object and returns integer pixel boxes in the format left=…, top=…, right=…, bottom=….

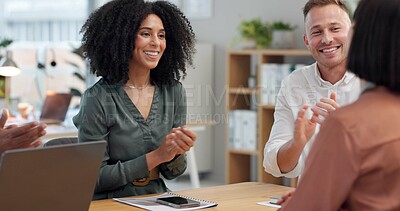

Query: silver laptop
left=0, top=141, right=106, bottom=211
left=40, top=93, right=73, bottom=124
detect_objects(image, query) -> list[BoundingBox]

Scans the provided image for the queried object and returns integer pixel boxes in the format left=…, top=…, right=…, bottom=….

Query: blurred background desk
left=40, top=108, right=78, bottom=143
left=41, top=124, right=77, bottom=142
left=5, top=115, right=77, bottom=143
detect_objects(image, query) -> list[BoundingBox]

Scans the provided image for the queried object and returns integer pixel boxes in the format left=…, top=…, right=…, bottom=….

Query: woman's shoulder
left=82, top=78, right=121, bottom=101
left=84, top=78, right=104, bottom=92
left=157, top=81, right=185, bottom=102
left=159, top=81, right=184, bottom=92
left=84, top=78, right=118, bottom=94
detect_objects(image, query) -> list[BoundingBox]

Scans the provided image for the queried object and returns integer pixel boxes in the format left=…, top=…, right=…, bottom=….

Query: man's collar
left=314, top=64, right=355, bottom=87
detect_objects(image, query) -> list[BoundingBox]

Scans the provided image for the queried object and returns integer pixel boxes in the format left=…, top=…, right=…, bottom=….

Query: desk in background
left=89, top=182, right=293, bottom=211
left=5, top=116, right=78, bottom=143
left=42, top=124, right=77, bottom=142
left=42, top=120, right=210, bottom=189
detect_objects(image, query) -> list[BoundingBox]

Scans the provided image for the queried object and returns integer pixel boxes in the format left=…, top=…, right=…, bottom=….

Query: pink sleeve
left=281, top=116, right=360, bottom=210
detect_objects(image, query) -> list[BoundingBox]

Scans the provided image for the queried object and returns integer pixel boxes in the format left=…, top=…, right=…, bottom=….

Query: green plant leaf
left=70, top=88, right=82, bottom=97
left=73, top=72, right=86, bottom=82
left=0, top=38, right=13, bottom=48
left=70, top=44, right=85, bottom=59
left=271, top=21, right=296, bottom=31
left=237, top=18, right=272, bottom=48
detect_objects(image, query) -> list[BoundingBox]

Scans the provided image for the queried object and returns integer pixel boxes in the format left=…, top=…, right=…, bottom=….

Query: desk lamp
left=0, top=50, right=21, bottom=108
left=0, top=51, right=21, bottom=77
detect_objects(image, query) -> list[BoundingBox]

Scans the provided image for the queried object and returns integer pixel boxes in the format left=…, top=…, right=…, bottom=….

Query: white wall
left=189, top=0, right=308, bottom=183
left=182, top=43, right=214, bottom=174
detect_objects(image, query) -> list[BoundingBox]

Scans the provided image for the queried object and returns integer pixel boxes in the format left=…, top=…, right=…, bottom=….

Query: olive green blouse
left=73, top=78, right=187, bottom=199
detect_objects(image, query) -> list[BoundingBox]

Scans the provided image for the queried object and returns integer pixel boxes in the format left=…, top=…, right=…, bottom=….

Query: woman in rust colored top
left=280, top=0, right=400, bottom=210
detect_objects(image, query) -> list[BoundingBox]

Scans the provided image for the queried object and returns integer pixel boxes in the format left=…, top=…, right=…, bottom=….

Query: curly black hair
left=81, top=0, right=196, bottom=86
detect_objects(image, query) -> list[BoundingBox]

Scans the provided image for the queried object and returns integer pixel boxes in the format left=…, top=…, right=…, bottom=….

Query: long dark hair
left=347, top=0, right=400, bottom=93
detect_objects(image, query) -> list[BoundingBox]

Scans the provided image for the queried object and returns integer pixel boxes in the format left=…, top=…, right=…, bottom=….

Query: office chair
left=43, top=137, right=78, bottom=147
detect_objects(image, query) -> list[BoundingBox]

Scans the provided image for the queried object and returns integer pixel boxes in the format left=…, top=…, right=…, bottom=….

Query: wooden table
left=89, top=182, right=293, bottom=210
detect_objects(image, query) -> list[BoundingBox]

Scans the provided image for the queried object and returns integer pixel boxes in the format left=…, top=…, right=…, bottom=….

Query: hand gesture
left=171, top=126, right=197, bottom=154
left=311, top=92, right=340, bottom=124
left=0, top=109, right=47, bottom=154
left=156, top=126, right=197, bottom=162
left=294, top=104, right=317, bottom=148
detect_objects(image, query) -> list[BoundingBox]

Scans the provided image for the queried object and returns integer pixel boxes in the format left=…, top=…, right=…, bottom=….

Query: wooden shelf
left=228, top=149, right=258, bottom=156
left=226, top=49, right=313, bottom=185
left=229, top=88, right=257, bottom=95
left=228, top=49, right=311, bottom=56
left=260, top=104, right=275, bottom=109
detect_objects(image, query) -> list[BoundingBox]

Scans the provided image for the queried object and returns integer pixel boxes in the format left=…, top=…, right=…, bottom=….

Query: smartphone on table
left=156, top=196, right=200, bottom=208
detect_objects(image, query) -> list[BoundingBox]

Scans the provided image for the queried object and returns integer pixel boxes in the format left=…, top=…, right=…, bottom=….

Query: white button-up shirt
left=263, top=63, right=361, bottom=178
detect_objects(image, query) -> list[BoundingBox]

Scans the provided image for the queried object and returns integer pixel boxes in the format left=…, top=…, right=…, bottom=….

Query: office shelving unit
left=226, top=49, right=312, bottom=185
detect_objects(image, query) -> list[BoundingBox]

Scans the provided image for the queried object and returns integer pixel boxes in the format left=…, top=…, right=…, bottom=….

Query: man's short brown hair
left=303, top=0, right=350, bottom=18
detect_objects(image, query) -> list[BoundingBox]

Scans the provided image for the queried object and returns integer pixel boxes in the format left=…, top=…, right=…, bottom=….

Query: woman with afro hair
left=73, top=0, right=197, bottom=199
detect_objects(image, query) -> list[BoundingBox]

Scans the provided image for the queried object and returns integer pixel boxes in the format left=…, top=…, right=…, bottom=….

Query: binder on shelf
left=228, top=110, right=242, bottom=149
left=260, top=63, right=300, bottom=105
left=248, top=54, right=258, bottom=88
left=228, top=111, right=236, bottom=148
left=228, top=110, right=257, bottom=150
left=260, top=64, right=270, bottom=105
left=242, top=110, right=257, bottom=150
left=268, top=64, right=279, bottom=105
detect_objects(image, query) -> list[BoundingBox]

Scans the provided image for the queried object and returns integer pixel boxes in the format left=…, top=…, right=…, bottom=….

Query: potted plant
left=237, top=18, right=272, bottom=49
left=270, top=21, right=297, bottom=49
left=0, top=38, right=13, bottom=60
left=66, top=44, right=87, bottom=98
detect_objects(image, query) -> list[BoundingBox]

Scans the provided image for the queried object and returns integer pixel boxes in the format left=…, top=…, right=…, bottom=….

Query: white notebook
left=114, top=192, right=217, bottom=211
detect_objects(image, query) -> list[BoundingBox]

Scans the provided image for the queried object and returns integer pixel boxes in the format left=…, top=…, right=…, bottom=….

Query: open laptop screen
left=40, top=92, right=73, bottom=124
left=0, top=141, right=106, bottom=211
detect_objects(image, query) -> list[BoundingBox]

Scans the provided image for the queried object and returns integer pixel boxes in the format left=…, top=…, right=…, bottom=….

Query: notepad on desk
left=114, top=192, right=217, bottom=211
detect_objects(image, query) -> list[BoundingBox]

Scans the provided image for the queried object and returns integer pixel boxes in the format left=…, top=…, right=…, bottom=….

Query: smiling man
left=263, top=0, right=361, bottom=179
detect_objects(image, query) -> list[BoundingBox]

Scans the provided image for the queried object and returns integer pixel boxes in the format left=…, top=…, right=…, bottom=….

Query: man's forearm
left=277, top=139, right=305, bottom=173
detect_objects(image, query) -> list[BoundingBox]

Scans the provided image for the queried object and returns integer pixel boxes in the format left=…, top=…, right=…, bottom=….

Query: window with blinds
left=1, top=0, right=88, bottom=42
